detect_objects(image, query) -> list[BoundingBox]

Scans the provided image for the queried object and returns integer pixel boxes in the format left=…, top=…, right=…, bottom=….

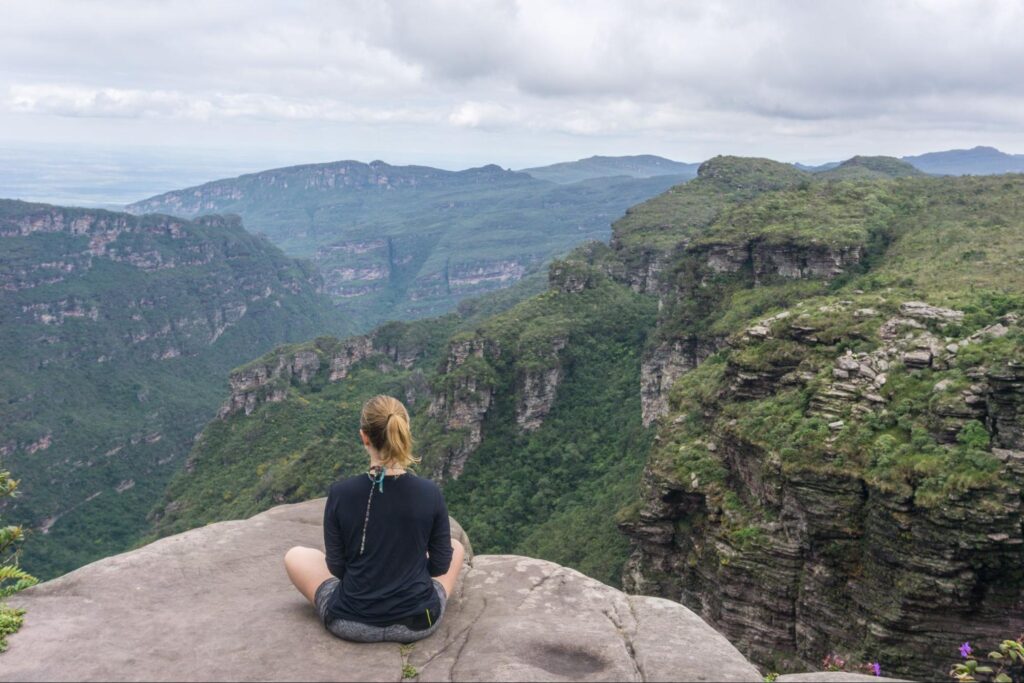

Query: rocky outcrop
left=218, top=329, right=438, bottom=419
left=622, top=303, right=1024, bottom=679
left=448, top=258, right=529, bottom=294
left=696, top=240, right=863, bottom=284
left=328, top=336, right=376, bottom=381
left=315, top=238, right=392, bottom=299
left=987, top=362, right=1024, bottom=449
left=218, top=348, right=323, bottom=418
left=640, top=338, right=723, bottom=426
left=427, top=338, right=497, bottom=478
left=3, top=499, right=762, bottom=682
left=515, top=337, right=567, bottom=431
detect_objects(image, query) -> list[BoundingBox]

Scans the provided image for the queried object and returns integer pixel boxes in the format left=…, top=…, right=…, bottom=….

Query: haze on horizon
left=2, top=0, right=1024, bottom=205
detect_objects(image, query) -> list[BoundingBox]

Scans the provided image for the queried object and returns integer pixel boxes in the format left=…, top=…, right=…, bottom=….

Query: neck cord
left=359, top=465, right=387, bottom=555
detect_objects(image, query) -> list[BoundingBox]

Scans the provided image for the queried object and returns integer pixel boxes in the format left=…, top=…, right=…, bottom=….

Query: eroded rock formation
left=621, top=303, right=1024, bottom=678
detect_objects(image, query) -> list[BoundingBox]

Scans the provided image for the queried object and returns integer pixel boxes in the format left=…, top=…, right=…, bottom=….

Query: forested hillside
left=143, top=156, right=1023, bottom=678
left=125, top=160, right=688, bottom=330
left=0, top=201, right=345, bottom=577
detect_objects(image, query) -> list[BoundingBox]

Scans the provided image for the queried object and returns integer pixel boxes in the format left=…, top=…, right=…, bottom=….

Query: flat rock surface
left=3, top=498, right=760, bottom=682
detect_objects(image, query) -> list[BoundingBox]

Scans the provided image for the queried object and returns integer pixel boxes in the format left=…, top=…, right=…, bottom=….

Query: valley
left=3, top=152, right=1024, bottom=679
left=126, top=158, right=693, bottom=330
left=144, top=155, right=1024, bottom=679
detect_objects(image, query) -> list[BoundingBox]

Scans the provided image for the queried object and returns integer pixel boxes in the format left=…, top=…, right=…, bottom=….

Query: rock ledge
left=5, top=499, right=760, bottom=682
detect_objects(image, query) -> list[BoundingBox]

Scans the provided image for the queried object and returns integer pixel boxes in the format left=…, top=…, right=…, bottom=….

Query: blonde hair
left=360, top=395, right=417, bottom=469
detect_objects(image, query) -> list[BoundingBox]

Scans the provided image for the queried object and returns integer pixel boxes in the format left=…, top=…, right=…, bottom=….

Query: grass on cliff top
left=610, top=156, right=810, bottom=250
left=653, top=168, right=1024, bottom=516
left=700, top=181, right=902, bottom=248
left=864, top=175, right=1024, bottom=306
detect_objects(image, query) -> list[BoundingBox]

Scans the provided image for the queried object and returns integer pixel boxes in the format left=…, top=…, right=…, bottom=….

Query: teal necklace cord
left=359, top=465, right=387, bottom=555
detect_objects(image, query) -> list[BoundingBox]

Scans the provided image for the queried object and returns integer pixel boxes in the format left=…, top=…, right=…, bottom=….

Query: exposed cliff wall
left=621, top=300, right=1024, bottom=679
left=426, top=336, right=498, bottom=479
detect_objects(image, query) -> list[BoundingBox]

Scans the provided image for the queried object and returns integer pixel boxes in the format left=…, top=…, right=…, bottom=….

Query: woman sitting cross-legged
left=284, top=394, right=465, bottom=643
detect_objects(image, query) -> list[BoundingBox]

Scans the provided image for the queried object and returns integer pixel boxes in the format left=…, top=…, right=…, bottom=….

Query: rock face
left=427, top=338, right=497, bottom=478
left=515, top=337, right=567, bottom=431
left=218, top=331, right=432, bottom=419
left=621, top=303, right=1024, bottom=679
left=640, top=338, right=723, bottom=426
left=4, top=499, right=761, bottom=683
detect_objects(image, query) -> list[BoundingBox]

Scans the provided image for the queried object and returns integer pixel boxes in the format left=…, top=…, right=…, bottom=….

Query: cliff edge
left=3, top=499, right=761, bottom=682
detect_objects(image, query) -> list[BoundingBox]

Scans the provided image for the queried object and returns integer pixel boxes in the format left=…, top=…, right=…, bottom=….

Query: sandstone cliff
left=620, top=300, right=1024, bottom=678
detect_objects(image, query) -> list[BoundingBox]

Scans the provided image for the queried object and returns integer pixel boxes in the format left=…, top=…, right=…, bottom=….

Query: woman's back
left=322, top=472, right=452, bottom=625
left=284, top=393, right=464, bottom=644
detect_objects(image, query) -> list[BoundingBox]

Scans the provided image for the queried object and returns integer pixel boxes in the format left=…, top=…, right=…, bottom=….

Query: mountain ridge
left=125, top=158, right=691, bottom=331
left=519, top=154, right=699, bottom=184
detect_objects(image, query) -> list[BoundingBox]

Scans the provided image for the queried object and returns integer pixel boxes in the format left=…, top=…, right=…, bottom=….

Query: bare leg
left=284, top=546, right=334, bottom=604
left=434, top=539, right=465, bottom=599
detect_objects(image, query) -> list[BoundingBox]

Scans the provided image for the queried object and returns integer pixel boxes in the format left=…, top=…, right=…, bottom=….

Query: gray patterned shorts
left=314, top=578, right=447, bottom=643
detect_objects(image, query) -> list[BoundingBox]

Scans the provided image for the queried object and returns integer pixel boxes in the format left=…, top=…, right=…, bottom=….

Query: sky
left=2, top=0, right=1024, bottom=202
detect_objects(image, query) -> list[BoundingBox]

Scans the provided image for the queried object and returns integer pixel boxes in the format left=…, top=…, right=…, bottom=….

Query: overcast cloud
left=1, top=0, right=1023, bottom=171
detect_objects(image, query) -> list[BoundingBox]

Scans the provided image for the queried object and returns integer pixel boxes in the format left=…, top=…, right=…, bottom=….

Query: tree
left=0, top=470, right=38, bottom=652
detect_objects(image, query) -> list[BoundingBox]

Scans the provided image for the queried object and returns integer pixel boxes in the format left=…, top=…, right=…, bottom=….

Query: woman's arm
left=427, top=486, right=454, bottom=577
left=323, top=487, right=346, bottom=580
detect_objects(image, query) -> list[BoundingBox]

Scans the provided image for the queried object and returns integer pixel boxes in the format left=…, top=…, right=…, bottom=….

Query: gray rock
left=4, top=499, right=760, bottom=682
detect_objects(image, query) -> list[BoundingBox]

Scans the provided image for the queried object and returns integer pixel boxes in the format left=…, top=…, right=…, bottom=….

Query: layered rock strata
left=621, top=302, right=1024, bottom=679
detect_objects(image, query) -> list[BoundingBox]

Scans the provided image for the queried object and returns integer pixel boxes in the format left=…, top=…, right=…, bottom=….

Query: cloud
left=2, top=0, right=1024, bottom=164
left=7, top=84, right=441, bottom=125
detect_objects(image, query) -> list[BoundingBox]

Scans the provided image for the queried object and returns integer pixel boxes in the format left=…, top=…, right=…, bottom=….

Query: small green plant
left=950, top=637, right=1024, bottom=682
left=763, top=673, right=779, bottom=682
left=0, top=470, right=38, bottom=651
left=399, top=643, right=418, bottom=679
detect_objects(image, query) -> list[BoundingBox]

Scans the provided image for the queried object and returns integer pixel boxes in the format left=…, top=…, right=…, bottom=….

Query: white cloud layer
left=2, top=0, right=1023, bottom=166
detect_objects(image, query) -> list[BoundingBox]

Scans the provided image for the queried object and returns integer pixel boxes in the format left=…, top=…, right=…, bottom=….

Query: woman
left=284, top=395, right=465, bottom=643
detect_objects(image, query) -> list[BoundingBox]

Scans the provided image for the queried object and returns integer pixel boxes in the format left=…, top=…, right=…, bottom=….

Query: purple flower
left=960, top=641, right=973, bottom=659
left=869, top=662, right=881, bottom=677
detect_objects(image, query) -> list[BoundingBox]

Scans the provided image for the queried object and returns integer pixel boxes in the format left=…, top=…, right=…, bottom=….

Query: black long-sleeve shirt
left=322, top=471, right=453, bottom=625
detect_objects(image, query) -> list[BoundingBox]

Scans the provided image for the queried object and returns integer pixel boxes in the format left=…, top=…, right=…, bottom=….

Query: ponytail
left=359, top=395, right=418, bottom=469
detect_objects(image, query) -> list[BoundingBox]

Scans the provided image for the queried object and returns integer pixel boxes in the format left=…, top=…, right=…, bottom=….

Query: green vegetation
left=11, top=153, right=1019, bottom=679
left=152, top=262, right=656, bottom=586
left=0, top=470, right=38, bottom=652
left=0, top=200, right=346, bottom=579
left=436, top=275, right=657, bottom=585
left=816, top=155, right=925, bottom=181
left=611, top=155, right=809, bottom=251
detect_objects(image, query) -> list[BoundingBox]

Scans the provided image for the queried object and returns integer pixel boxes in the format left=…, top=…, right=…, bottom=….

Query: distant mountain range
left=799, top=146, right=1024, bottom=176
left=126, top=160, right=691, bottom=331
left=124, top=148, right=1024, bottom=333
left=519, top=154, right=700, bottom=184
left=901, top=145, right=1024, bottom=175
